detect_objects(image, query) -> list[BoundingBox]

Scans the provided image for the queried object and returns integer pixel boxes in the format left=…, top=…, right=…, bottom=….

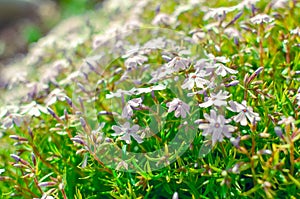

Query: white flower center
left=214, top=123, right=220, bottom=128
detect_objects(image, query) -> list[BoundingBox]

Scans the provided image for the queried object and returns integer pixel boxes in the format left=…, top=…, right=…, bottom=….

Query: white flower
left=278, top=116, right=295, bottom=131
left=124, top=55, right=148, bottom=70
left=199, top=90, right=230, bottom=108
left=7, top=72, right=28, bottom=88
left=112, top=122, right=143, bottom=144
left=167, top=56, right=190, bottom=72
left=152, top=13, right=175, bottom=26
left=187, top=90, right=205, bottom=97
left=41, top=194, right=55, bottom=199
left=181, top=70, right=210, bottom=90
left=194, top=59, right=210, bottom=71
left=92, top=34, right=110, bottom=49
left=0, top=106, right=19, bottom=118
left=198, top=109, right=235, bottom=146
left=106, top=89, right=134, bottom=99
left=135, top=84, right=166, bottom=95
left=210, top=63, right=238, bottom=77
left=290, top=27, right=300, bottom=37
left=44, top=88, right=66, bottom=106
left=1, top=114, right=23, bottom=129
left=116, top=160, right=129, bottom=170
left=191, top=30, right=206, bottom=43
left=224, top=27, right=241, bottom=39
left=90, top=123, right=105, bottom=145
left=59, top=71, right=82, bottom=86
left=122, top=98, right=143, bottom=119
left=20, top=101, right=48, bottom=117
left=194, top=54, right=234, bottom=76
left=52, top=59, right=69, bottom=70
left=173, top=5, right=193, bottom=18
left=149, top=65, right=173, bottom=83
left=143, top=37, right=169, bottom=50
left=250, top=14, right=274, bottom=25
left=272, top=0, right=288, bottom=9
left=124, top=19, right=141, bottom=30
left=227, top=101, right=260, bottom=126
left=203, top=7, right=236, bottom=21
left=26, top=82, right=49, bottom=99
left=234, top=0, right=260, bottom=10
left=207, top=54, right=230, bottom=64
left=296, top=92, right=300, bottom=106
left=166, top=98, right=190, bottom=118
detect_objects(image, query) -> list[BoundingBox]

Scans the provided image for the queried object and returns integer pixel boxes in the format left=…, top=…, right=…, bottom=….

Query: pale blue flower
left=181, top=70, right=210, bottom=90
left=106, top=89, right=134, bottom=99
left=199, top=90, right=230, bottom=108
left=124, top=55, right=148, bottom=70
left=198, top=109, right=235, bottom=145
left=227, top=100, right=260, bottom=126
left=250, top=14, right=274, bottom=25
left=167, top=98, right=190, bottom=118
left=122, top=98, right=143, bottom=119
left=1, top=114, right=23, bottom=129
left=112, top=122, right=143, bottom=144
left=296, top=92, right=300, bottom=106
left=152, top=13, right=175, bottom=26
left=167, top=56, right=190, bottom=72
left=135, top=84, right=166, bottom=95
left=20, top=101, right=48, bottom=117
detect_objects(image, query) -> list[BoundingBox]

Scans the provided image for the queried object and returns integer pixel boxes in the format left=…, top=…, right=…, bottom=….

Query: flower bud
left=31, top=153, right=36, bottom=166
left=65, top=96, right=73, bottom=107
left=71, top=137, right=86, bottom=146
left=38, top=181, right=56, bottom=187
left=172, top=192, right=179, bottom=199
left=225, top=80, right=239, bottom=87
left=10, top=154, right=30, bottom=166
left=274, top=126, right=283, bottom=138
left=47, top=107, right=62, bottom=122
left=28, top=127, right=33, bottom=139
left=9, top=135, right=28, bottom=142
left=247, top=67, right=264, bottom=84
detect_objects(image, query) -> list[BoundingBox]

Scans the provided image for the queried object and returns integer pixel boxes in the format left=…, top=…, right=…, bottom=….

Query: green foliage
left=22, top=25, right=42, bottom=43
left=57, top=0, right=102, bottom=19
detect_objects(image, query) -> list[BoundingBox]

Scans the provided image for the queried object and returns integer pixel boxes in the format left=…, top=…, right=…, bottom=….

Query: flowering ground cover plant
left=0, top=0, right=300, bottom=198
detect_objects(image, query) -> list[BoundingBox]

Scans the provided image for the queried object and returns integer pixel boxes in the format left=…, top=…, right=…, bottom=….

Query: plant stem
left=33, top=176, right=43, bottom=194
left=61, top=188, right=67, bottom=199
left=250, top=135, right=257, bottom=185
left=220, top=142, right=227, bottom=158
left=290, top=140, right=295, bottom=175
left=259, top=24, right=264, bottom=68
left=31, top=144, right=60, bottom=174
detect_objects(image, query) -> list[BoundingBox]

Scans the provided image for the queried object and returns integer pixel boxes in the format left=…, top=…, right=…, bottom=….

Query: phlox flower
left=199, top=90, right=230, bottom=108
left=167, top=98, right=190, bottom=118
left=198, top=109, right=235, bottom=146
left=227, top=100, right=260, bottom=126
left=112, top=122, right=143, bottom=144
